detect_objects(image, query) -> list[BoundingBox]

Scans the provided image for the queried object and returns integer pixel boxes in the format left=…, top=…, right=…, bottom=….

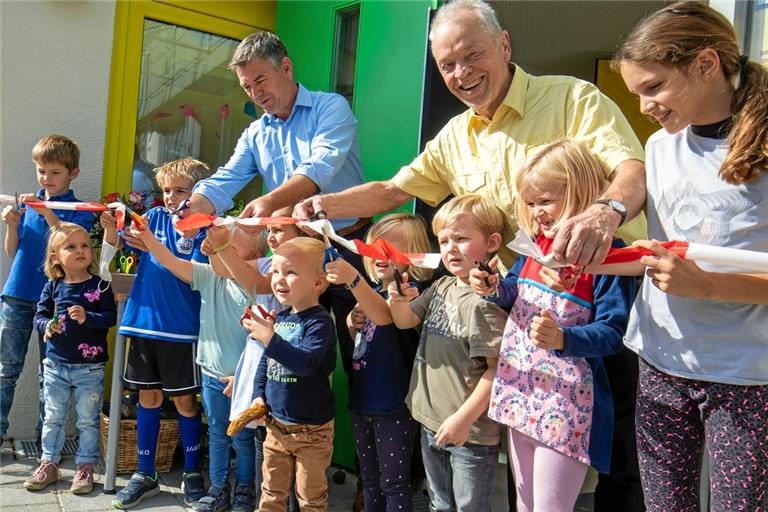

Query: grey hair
left=429, top=0, right=503, bottom=41
left=228, top=31, right=288, bottom=70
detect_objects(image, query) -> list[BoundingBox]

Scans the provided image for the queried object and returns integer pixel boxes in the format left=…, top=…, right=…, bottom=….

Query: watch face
left=608, top=200, right=627, bottom=214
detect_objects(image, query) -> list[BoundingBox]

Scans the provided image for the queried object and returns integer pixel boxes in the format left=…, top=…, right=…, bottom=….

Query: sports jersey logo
left=176, top=236, right=194, bottom=255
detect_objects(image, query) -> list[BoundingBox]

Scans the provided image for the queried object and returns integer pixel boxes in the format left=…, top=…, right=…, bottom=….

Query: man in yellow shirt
left=296, top=0, right=646, bottom=269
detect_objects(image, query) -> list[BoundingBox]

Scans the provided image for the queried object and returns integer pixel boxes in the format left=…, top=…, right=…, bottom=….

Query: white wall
left=0, top=0, right=116, bottom=438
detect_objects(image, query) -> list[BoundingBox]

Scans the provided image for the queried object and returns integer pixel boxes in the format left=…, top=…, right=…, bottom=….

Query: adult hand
left=178, top=193, right=214, bottom=217
left=636, top=239, right=714, bottom=298
left=293, top=195, right=326, bottom=221
left=1, top=205, right=24, bottom=226
left=551, top=203, right=620, bottom=266
left=529, top=309, right=564, bottom=351
left=435, top=412, right=471, bottom=448
left=468, top=256, right=499, bottom=296
left=220, top=376, right=234, bottom=398
left=67, top=305, right=86, bottom=325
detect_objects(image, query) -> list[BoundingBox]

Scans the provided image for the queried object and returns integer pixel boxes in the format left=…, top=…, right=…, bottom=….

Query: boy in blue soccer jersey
left=242, top=237, right=337, bottom=512
left=107, top=158, right=212, bottom=509
left=0, top=134, right=93, bottom=447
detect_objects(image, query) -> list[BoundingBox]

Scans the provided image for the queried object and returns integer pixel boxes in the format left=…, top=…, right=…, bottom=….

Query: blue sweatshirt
left=34, top=275, right=116, bottom=364
left=254, top=305, right=336, bottom=425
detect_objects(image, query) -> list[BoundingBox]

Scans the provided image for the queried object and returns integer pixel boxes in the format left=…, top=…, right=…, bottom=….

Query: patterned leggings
left=636, top=359, right=768, bottom=511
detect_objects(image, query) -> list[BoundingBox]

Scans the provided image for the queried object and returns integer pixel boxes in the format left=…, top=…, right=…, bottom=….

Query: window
left=331, top=6, right=360, bottom=106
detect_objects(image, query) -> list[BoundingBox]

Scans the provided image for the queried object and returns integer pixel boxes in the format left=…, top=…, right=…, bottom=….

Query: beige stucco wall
left=0, top=0, right=116, bottom=438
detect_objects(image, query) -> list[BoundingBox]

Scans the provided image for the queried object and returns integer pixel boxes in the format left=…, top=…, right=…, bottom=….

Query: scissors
left=14, top=193, right=21, bottom=211
left=119, top=255, right=136, bottom=274
left=461, top=250, right=496, bottom=288
left=317, top=218, right=341, bottom=269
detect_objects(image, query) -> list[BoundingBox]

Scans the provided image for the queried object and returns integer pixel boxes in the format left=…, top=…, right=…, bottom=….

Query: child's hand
left=529, top=309, right=564, bottom=351
left=1, top=205, right=25, bottom=226
left=100, top=211, right=119, bottom=246
left=122, top=225, right=149, bottom=252
left=220, top=376, right=234, bottom=398
left=469, top=256, right=500, bottom=296
left=325, top=259, right=358, bottom=287
left=67, top=305, right=86, bottom=325
left=204, top=225, right=230, bottom=251
left=242, top=313, right=275, bottom=346
left=250, top=397, right=266, bottom=409
left=635, top=239, right=713, bottom=299
left=538, top=266, right=565, bottom=292
left=44, top=315, right=66, bottom=341
left=347, top=306, right=366, bottom=331
left=435, top=411, right=471, bottom=448
left=387, top=272, right=419, bottom=303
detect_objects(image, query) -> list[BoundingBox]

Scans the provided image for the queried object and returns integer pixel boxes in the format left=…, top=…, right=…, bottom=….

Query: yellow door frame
left=101, top=0, right=275, bottom=198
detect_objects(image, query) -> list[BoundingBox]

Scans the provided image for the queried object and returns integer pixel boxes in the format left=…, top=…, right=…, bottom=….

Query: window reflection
left=332, top=6, right=360, bottom=106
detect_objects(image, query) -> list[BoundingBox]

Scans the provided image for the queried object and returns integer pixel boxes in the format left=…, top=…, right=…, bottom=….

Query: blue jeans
left=0, top=296, right=44, bottom=438
left=201, top=373, right=255, bottom=487
left=420, top=426, right=499, bottom=512
left=41, top=359, right=105, bottom=464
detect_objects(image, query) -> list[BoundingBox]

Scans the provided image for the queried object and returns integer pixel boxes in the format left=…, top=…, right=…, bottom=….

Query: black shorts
left=123, top=336, right=200, bottom=396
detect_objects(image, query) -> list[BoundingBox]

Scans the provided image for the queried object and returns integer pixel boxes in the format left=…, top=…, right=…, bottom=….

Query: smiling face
left=430, top=10, right=512, bottom=119
left=620, top=60, right=709, bottom=134
left=158, top=176, right=193, bottom=213
left=370, top=229, right=409, bottom=285
left=270, top=246, right=325, bottom=311
left=437, top=214, right=500, bottom=283
left=35, top=161, right=78, bottom=199
left=520, top=181, right=566, bottom=239
left=52, top=230, right=93, bottom=279
left=236, top=57, right=297, bottom=120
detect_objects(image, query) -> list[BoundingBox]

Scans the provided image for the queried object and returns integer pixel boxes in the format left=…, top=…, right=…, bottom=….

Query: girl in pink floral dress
left=470, top=139, right=636, bottom=512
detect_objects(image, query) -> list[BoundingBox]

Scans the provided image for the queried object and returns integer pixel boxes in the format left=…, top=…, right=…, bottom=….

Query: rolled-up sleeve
left=193, top=127, right=261, bottom=214
left=294, top=95, right=357, bottom=190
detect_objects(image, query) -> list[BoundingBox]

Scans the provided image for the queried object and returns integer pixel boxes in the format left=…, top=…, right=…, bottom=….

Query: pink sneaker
left=23, top=460, right=60, bottom=491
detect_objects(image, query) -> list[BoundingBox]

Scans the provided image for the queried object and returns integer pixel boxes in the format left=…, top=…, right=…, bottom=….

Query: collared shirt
left=2, top=189, right=94, bottom=302
left=193, top=83, right=365, bottom=230
left=392, top=65, right=647, bottom=266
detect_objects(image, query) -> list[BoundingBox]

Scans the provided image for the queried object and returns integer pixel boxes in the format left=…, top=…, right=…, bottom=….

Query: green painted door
left=276, top=0, right=435, bottom=468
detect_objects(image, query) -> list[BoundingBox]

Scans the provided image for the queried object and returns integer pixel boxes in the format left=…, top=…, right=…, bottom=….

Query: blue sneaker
left=195, top=483, right=231, bottom=512
left=182, top=471, right=207, bottom=506
left=112, top=472, right=160, bottom=509
left=231, top=483, right=256, bottom=512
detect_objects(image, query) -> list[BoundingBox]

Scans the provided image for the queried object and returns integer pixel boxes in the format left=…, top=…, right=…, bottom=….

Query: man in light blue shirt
left=188, top=31, right=367, bottom=234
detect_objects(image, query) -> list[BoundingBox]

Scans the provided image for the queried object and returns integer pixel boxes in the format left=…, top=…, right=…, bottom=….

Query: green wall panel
left=276, top=0, right=434, bottom=469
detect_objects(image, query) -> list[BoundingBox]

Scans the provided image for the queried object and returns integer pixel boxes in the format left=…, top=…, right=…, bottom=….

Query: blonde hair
left=32, top=134, right=80, bottom=171
left=432, top=194, right=511, bottom=240
left=44, top=222, right=97, bottom=280
left=514, top=139, right=608, bottom=236
left=363, top=213, right=433, bottom=284
left=613, top=1, right=767, bottom=185
left=274, top=237, right=326, bottom=275
left=154, top=158, right=212, bottom=188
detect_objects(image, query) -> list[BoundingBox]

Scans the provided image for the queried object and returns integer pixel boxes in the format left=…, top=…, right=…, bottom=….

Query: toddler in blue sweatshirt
left=243, top=237, right=336, bottom=512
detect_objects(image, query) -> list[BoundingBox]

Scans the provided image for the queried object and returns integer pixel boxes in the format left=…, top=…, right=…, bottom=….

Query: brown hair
left=362, top=213, right=433, bottom=284
left=515, top=139, right=608, bottom=236
left=44, top=222, right=97, bottom=280
left=32, top=135, right=80, bottom=171
left=229, top=31, right=289, bottom=70
left=613, top=0, right=767, bottom=185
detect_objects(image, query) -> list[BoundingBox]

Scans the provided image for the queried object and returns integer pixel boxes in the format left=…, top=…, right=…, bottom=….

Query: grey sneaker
left=71, top=463, right=96, bottom=494
left=23, top=460, right=60, bottom=491
left=112, top=472, right=160, bottom=509
left=195, top=483, right=231, bottom=512
left=182, top=471, right=207, bottom=506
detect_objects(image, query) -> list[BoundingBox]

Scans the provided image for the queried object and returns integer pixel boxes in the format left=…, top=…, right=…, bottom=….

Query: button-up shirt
left=392, top=65, right=647, bottom=266
left=194, top=84, right=365, bottom=230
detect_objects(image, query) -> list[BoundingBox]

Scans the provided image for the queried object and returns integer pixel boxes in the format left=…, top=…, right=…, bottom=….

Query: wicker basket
left=100, top=411, right=179, bottom=474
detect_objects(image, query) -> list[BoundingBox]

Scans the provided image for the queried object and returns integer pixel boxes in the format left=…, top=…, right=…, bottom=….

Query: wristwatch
left=593, top=199, right=627, bottom=226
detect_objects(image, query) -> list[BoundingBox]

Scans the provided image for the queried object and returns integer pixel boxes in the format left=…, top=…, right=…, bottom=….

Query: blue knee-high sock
left=137, top=404, right=162, bottom=477
left=177, top=411, right=202, bottom=472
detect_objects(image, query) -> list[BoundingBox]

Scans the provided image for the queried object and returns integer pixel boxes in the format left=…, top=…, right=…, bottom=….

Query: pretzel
left=227, top=402, right=268, bottom=436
